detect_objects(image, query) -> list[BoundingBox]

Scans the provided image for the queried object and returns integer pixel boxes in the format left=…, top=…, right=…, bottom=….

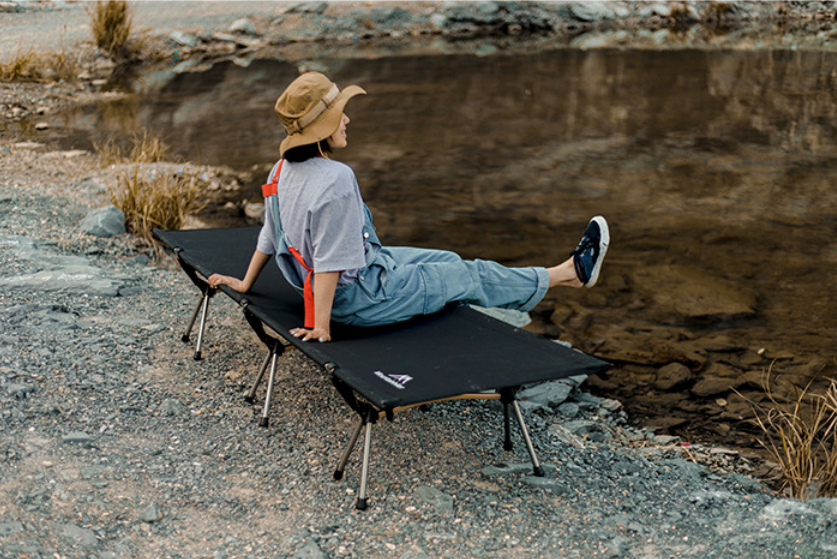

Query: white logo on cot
left=373, top=371, right=413, bottom=390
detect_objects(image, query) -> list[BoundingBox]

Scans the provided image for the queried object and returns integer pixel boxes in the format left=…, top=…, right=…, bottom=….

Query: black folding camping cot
left=154, top=227, right=609, bottom=509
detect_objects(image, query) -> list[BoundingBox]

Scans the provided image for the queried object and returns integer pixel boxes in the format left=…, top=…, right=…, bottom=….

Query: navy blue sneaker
left=571, top=216, right=609, bottom=287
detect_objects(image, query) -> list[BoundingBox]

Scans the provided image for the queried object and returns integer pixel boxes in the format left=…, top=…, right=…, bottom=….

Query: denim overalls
left=264, top=162, right=550, bottom=328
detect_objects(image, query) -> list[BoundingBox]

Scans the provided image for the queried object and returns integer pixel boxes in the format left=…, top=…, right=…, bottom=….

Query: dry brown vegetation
left=109, top=166, right=202, bottom=248
left=87, top=0, right=142, bottom=62
left=0, top=49, right=80, bottom=83
left=95, top=130, right=176, bottom=166
left=739, top=367, right=837, bottom=500
left=1, top=1, right=142, bottom=83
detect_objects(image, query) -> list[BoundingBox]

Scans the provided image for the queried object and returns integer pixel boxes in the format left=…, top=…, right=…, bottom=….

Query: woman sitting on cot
left=208, top=72, right=609, bottom=343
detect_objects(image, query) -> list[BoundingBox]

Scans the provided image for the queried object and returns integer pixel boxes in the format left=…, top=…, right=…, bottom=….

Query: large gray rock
left=566, top=2, right=627, bottom=22
left=2, top=266, right=128, bottom=297
left=288, top=2, right=328, bottom=14
left=229, top=18, right=256, bottom=35
left=762, top=499, right=817, bottom=519
left=80, top=206, right=125, bottom=238
left=169, top=30, right=198, bottom=47
left=0, top=233, right=133, bottom=297
left=518, top=380, right=574, bottom=408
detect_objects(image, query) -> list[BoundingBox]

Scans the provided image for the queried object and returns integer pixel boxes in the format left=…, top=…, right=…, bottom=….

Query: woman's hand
left=290, top=327, right=331, bottom=343
left=208, top=273, right=246, bottom=293
left=206, top=250, right=271, bottom=294
left=289, top=271, right=340, bottom=343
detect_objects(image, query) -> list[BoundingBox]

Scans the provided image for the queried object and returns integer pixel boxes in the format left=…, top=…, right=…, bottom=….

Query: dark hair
left=283, top=139, right=332, bottom=162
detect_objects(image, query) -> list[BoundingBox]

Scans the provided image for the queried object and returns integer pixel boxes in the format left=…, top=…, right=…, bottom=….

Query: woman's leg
left=548, top=258, right=582, bottom=288
left=338, top=250, right=549, bottom=326
left=337, top=216, right=609, bottom=326
left=385, top=246, right=463, bottom=265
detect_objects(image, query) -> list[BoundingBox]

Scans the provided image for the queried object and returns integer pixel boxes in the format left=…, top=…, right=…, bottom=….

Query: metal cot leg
left=356, top=417, right=375, bottom=510
left=512, top=400, right=545, bottom=477
left=193, top=291, right=211, bottom=361
left=259, top=347, right=281, bottom=428
left=245, top=348, right=273, bottom=404
left=334, top=415, right=365, bottom=481
left=181, top=294, right=205, bottom=343
left=503, top=401, right=513, bottom=451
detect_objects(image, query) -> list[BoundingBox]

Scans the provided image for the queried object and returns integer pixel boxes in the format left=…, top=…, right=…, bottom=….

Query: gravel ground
left=3, top=143, right=837, bottom=559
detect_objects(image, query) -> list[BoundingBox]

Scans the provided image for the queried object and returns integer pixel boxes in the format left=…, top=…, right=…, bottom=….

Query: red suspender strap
left=261, top=160, right=315, bottom=329
left=288, top=246, right=315, bottom=329
left=261, top=182, right=277, bottom=197
left=261, top=160, right=283, bottom=198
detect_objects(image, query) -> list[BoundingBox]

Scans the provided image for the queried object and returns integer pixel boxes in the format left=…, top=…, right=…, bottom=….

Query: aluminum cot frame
left=154, top=227, right=609, bottom=510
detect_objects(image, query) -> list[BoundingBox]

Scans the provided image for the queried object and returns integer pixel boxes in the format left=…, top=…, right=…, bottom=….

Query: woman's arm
left=291, top=271, right=339, bottom=342
left=208, top=249, right=271, bottom=293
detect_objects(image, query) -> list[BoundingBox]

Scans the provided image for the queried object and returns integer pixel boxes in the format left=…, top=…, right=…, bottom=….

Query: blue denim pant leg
left=332, top=246, right=549, bottom=327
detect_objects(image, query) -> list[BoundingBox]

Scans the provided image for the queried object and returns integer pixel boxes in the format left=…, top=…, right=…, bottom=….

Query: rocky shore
left=4, top=2, right=837, bottom=558
left=2, top=139, right=836, bottom=559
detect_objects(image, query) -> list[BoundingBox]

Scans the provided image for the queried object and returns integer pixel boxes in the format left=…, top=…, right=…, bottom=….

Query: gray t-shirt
left=257, top=158, right=367, bottom=285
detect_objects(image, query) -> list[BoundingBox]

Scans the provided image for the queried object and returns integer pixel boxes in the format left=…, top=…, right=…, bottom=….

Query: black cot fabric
left=154, top=228, right=610, bottom=409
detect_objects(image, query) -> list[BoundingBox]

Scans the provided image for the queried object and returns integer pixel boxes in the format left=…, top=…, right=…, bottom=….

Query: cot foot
left=244, top=396, right=255, bottom=404
left=193, top=351, right=202, bottom=361
left=259, top=417, right=269, bottom=428
left=504, top=441, right=513, bottom=452
left=333, top=470, right=344, bottom=481
left=181, top=334, right=190, bottom=343
left=356, top=498, right=368, bottom=511
left=534, top=465, right=545, bottom=477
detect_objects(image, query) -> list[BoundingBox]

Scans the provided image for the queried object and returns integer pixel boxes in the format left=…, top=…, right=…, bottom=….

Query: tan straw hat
left=275, top=72, right=366, bottom=158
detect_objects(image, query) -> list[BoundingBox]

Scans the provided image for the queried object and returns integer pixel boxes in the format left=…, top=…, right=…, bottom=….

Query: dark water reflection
left=46, top=48, right=837, bottom=451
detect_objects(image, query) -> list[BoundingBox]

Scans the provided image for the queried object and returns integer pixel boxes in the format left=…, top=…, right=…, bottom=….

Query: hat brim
left=279, top=85, right=366, bottom=158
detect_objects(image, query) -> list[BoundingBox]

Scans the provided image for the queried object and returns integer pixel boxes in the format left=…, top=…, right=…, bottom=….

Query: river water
left=33, top=47, right=837, bottom=456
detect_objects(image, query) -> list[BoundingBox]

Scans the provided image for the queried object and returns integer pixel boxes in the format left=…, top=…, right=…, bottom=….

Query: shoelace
left=571, top=235, right=597, bottom=256
left=571, top=235, right=598, bottom=284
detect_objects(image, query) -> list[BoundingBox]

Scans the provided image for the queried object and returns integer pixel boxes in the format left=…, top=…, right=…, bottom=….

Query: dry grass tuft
left=0, top=49, right=39, bottom=81
left=95, top=131, right=176, bottom=166
left=0, top=48, right=80, bottom=83
left=87, top=0, right=141, bottom=61
left=110, top=166, right=202, bottom=248
left=48, top=50, right=81, bottom=83
left=127, top=131, right=174, bottom=163
left=738, top=365, right=837, bottom=500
